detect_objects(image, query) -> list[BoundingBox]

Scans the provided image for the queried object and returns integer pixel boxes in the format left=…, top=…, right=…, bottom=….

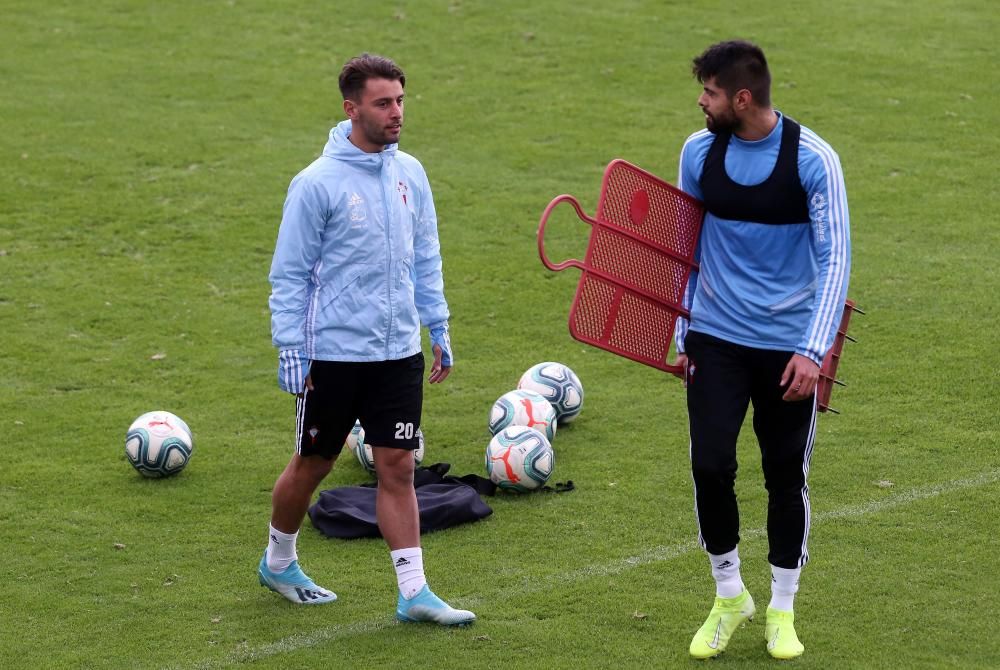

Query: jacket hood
left=321, top=120, right=398, bottom=168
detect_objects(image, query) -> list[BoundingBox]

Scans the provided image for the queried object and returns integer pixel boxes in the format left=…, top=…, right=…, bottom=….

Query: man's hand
left=780, top=353, right=820, bottom=401
left=429, top=322, right=452, bottom=384
left=670, top=353, right=688, bottom=385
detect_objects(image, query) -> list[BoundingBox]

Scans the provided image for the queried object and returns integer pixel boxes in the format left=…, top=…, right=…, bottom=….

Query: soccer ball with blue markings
left=517, top=362, right=584, bottom=424
left=488, top=388, right=557, bottom=442
left=124, top=411, right=193, bottom=478
left=345, top=420, right=366, bottom=460
left=347, top=420, right=424, bottom=473
left=485, top=425, right=555, bottom=492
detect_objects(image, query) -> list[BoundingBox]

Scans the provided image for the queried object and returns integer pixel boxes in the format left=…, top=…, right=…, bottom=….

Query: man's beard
left=358, top=117, right=401, bottom=147
left=705, top=110, right=739, bottom=134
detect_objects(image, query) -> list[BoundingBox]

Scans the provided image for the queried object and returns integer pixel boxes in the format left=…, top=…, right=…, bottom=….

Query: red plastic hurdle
left=537, top=159, right=704, bottom=376
left=538, top=158, right=860, bottom=412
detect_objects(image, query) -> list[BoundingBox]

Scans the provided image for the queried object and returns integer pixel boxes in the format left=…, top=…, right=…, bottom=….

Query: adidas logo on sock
left=395, top=557, right=410, bottom=567
left=717, top=560, right=734, bottom=569
left=270, top=534, right=279, bottom=544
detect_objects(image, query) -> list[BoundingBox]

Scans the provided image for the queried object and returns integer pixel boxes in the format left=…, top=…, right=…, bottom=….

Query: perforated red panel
left=570, top=273, right=616, bottom=342
left=540, top=160, right=704, bottom=373
left=588, top=226, right=690, bottom=306
left=596, top=160, right=703, bottom=260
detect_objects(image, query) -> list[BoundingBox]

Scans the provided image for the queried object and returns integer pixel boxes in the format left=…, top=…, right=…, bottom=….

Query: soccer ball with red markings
left=125, top=411, right=193, bottom=478
left=485, top=425, right=555, bottom=492
left=347, top=420, right=425, bottom=474
left=517, top=362, right=584, bottom=424
left=488, top=389, right=557, bottom=442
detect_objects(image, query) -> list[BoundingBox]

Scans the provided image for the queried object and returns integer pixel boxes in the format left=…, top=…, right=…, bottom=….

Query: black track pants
left=684, top=331, right=818, bottom=569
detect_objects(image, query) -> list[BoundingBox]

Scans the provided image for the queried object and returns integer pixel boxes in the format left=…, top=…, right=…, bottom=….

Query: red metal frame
left=816, top=299, right=861, bottom=413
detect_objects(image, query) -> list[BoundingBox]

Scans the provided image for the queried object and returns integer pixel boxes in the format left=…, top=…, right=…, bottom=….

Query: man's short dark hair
left=692, top=40, right=771, bottom=107
left=338, top=53, right=406, bottom=101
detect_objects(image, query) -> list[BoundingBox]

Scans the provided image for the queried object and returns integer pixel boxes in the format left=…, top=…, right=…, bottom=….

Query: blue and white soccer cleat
left=258, top=555, right=337, bottom=605
left=396, top=585, right=476, bottom=626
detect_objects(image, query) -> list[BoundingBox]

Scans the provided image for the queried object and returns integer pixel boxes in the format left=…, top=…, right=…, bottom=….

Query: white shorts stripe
left=294, top=391, right=307, bottom=455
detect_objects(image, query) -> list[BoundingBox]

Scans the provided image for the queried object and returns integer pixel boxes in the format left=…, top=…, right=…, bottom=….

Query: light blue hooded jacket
left=268, top=119, right=449, bottom=362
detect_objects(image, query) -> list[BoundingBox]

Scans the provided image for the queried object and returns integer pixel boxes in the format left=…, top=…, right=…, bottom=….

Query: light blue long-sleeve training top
left=674, top=113, right=851, bottom=365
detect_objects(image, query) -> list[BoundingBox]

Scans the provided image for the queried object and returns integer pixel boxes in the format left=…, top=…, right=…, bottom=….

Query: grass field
left=2, top=1, right=998, bottom=668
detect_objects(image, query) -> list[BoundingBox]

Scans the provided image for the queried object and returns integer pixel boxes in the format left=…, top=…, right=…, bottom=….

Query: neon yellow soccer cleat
left=765, top=606, right=804, bottom=659
left=689, top=589, right=756, bottom=659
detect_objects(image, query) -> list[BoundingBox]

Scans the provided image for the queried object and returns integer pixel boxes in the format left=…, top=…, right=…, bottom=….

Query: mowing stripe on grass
left=187, top=468, right=1000, bottom=668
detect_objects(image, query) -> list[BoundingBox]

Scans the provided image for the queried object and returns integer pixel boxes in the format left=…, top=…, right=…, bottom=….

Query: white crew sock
left=391, top=547, right=427, bottom=600
left=709, top=548, right=745, bottom=598
left=769, top=564, right=800, bottom=611
left=266, top=524, right=299, bottom=573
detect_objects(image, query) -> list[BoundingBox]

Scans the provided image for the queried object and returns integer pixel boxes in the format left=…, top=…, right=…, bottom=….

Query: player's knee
left=763, top=469, right=806, bottom=494
left=691, top=457, right=737, bottom=485
left=373, top=449, right=414, bottom=491
left=291, top=453, right=335, bottom=484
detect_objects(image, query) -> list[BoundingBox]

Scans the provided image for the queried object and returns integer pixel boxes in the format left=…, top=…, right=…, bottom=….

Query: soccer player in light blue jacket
left=672, top=41, right=850, bottom=660
left=258, top=53, right=473, bottom=626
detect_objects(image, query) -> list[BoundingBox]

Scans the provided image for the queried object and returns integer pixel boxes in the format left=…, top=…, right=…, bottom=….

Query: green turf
left=1, top=0, right=998, bottom=668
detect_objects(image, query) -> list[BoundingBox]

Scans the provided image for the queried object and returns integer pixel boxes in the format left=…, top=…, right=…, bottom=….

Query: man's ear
left=733, top=88, right=753, bottom=111
left=343, top=98, right=358, bottom=120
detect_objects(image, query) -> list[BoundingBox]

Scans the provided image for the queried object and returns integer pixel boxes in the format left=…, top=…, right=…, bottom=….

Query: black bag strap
left=357, top=463, right=572, bottom=496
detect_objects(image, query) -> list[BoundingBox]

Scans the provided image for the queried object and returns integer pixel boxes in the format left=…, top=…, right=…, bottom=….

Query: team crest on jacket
left=348, top=192, right=366, bottom=223
left=397, top=180, right=409, bottom=206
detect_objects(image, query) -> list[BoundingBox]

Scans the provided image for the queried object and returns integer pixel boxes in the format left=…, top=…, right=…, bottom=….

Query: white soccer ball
left=518, top=362, right=584, bottom=424
left=413, top=431, right=425, bottom=467
left=488, top=389, right=557, bottom=442
left=125, top=411, right=193, bottom=478
left=355, top=432, right=376, bottom=472
left=345, top=420, right=365, bottom=456
left=485, top=425, right=555, bottom=492
left=348, top=421, right=424, bottom=473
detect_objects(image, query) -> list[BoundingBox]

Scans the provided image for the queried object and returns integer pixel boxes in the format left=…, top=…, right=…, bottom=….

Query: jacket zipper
left=381, top=154, right=393, bottom=359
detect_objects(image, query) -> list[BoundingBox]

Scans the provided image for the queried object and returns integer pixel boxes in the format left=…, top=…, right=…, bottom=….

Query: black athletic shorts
left=294, top=352, right=424, bottom=459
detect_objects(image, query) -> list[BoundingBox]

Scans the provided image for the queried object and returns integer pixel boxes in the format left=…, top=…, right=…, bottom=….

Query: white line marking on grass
left=185, top=620, right=393, bottom=670
left=186, top=468, right=999, bottom=668
left=813, top=468, right=1000, bottom=521
left=554, top=467, right=1000, bottom=583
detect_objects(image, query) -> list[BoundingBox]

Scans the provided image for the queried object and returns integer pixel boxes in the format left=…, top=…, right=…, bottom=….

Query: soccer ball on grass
left=485, top=425, right=555, bottom=492
left=518, top=362, right=584, bottom=424
left=488, top=388, right=557, bottom=441
left=125, top=411, right=193, bottom=478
